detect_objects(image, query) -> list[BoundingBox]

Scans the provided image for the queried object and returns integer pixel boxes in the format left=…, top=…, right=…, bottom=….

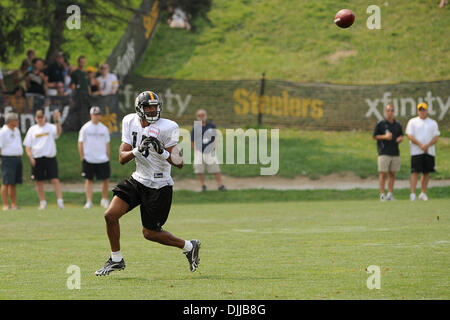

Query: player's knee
left=142, top=228, right=159, bottom=242
left=104, top=209, right=117, bottom=224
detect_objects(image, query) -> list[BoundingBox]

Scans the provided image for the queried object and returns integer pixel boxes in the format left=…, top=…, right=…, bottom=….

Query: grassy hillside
left=138, top=0, right=450, bottom=83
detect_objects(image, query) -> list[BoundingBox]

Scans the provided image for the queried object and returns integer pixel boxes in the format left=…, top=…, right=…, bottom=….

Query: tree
left=0, top=0, right=138, bottom=64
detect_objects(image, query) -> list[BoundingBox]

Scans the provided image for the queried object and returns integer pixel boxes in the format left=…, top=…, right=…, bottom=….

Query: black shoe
left=201, top=185, right=207, bottom=192
left=184, top=240, right=201, bottom=272
left=95, top=257, right=126, bottom=276
left=218, top=185, right=227, bottom=191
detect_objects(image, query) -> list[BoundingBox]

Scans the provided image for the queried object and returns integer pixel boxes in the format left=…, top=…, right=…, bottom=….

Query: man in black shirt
left=372, top=104, right=404, bottom=201
left=44, top=51, right=66, bottom=96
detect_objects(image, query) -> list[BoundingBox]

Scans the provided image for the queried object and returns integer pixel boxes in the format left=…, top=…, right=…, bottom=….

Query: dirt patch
left=327, top=49, right=358, bottom=64
left=46, top=172, right=450, bottom=192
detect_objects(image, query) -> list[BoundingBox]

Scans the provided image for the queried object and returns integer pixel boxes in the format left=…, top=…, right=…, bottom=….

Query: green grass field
left=0, top=198, right=448, bottom=299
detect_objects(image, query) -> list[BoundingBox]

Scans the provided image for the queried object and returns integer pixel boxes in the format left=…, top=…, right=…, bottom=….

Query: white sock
left=182, top=240, right=193, bottom=252
left=387, top=192, right=392, bottom=197
left=40, top=200, right=47, bottom=207
left=111, top=250, right=123, bottom=262
left=57, top=198, right=64, bottom=205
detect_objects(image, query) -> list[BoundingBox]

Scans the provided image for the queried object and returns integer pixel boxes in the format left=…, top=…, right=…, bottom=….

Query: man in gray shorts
left=372, top=104, right=404, bottom=201
left=0, top=113, right=23, bottom=210
left=190, top=109, right=226, bottom=192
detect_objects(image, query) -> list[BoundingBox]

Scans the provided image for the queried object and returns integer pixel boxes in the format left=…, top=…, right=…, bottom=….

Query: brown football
left=334, top=9, right=355, bottom=28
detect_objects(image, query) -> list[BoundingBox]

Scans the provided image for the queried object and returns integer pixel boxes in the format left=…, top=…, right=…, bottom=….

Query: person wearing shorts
left=23, top=109, right=64, bottom=209
left=372, top=104, right=404, bottom=201
left=190, top=109, right=226, bottom=192
left=406, top=103, right=440, bottom=201
left=78, top=106, right=111, bottom=209
left=95, top=90, right=200, bottom=276
left=0, top=113, right=23, bottom=210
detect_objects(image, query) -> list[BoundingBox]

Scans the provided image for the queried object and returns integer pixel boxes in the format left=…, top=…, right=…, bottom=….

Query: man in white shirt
left=23, top=109, right=64, bottom=209
left=97, top=64, right=119, bottom=96
left=405, top=102, right=440, bottom=201
left=78, top=106, right=111, bottom=209
left=0, top=113, right=23, bottom=210
left=95, top=90, right=200, bottom=276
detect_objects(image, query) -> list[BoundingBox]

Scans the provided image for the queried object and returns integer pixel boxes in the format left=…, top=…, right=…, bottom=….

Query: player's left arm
left=164, top=145, right=183, bottom=169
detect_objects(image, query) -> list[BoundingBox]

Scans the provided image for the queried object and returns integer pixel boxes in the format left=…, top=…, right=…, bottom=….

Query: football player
left=95, top=91, right=200, bottom=276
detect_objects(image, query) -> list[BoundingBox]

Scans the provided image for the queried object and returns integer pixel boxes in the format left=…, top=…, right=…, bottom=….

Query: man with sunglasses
left=373, top=104, right=404, bottom=201
left=405, top=103, right=440, bottom=201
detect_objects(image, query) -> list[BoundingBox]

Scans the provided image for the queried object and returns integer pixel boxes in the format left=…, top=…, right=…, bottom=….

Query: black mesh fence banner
left=118, top=76, right=450, bottom=131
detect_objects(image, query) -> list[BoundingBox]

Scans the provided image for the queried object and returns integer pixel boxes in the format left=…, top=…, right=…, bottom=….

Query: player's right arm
left=119, top=142, right=135, bottom=165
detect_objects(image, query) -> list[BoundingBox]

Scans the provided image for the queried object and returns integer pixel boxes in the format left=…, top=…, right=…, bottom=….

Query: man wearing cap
left=0, top=113, right=23, bottom=210
left=78, top=106, right=111, bottom=209
left=405, top=102, right=440, bottom=201
left=23, top=109, right=64, bottom=209
left=372, top=104, right=404, bottom=201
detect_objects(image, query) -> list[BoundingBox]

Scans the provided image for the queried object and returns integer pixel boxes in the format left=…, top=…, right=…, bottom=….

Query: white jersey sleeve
left=121, top=114, right=135, bottom=146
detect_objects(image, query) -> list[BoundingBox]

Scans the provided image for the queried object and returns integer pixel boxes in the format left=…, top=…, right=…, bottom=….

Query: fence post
left=258, top=72, right=265, bottom=127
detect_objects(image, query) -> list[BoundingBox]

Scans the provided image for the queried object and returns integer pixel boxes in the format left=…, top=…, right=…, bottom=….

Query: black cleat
left=184, top=240, right=201, bottom=272
left=95, top=257, right=126, bottom=276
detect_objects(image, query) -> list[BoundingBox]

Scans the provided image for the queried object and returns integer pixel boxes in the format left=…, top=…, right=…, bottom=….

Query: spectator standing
left=10, top=86, right=27, bottom=113
left=71, top=56, right=90, bottom=128
left=45, top=52, right=66, bottom=96
left=23, top=110, right=64, bottom=209
left=97, top=64, right=119, bottom=96
left=0, top=113, right=23, bottom=211
left=55, top=82, right=69, bottom=97
left=70, top=56, right=89, bottom=94
left=406, top=102, right=440, bottom=201
left=26, top=58, right=47, bottom=96
left=64, top=65, right=75, bottom=96
left=78, top=106, right=111, bottom=209
left=86, top=66, right=102, bottom=96
left=13, top=59, right=30, bottom=91
left=190, top=109, right=226, bottom=192
left=372, top=104, right=404, bottom=201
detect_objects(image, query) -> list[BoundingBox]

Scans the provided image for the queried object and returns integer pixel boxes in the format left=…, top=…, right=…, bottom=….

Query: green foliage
left=1, top=0, right=140, bottom=66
